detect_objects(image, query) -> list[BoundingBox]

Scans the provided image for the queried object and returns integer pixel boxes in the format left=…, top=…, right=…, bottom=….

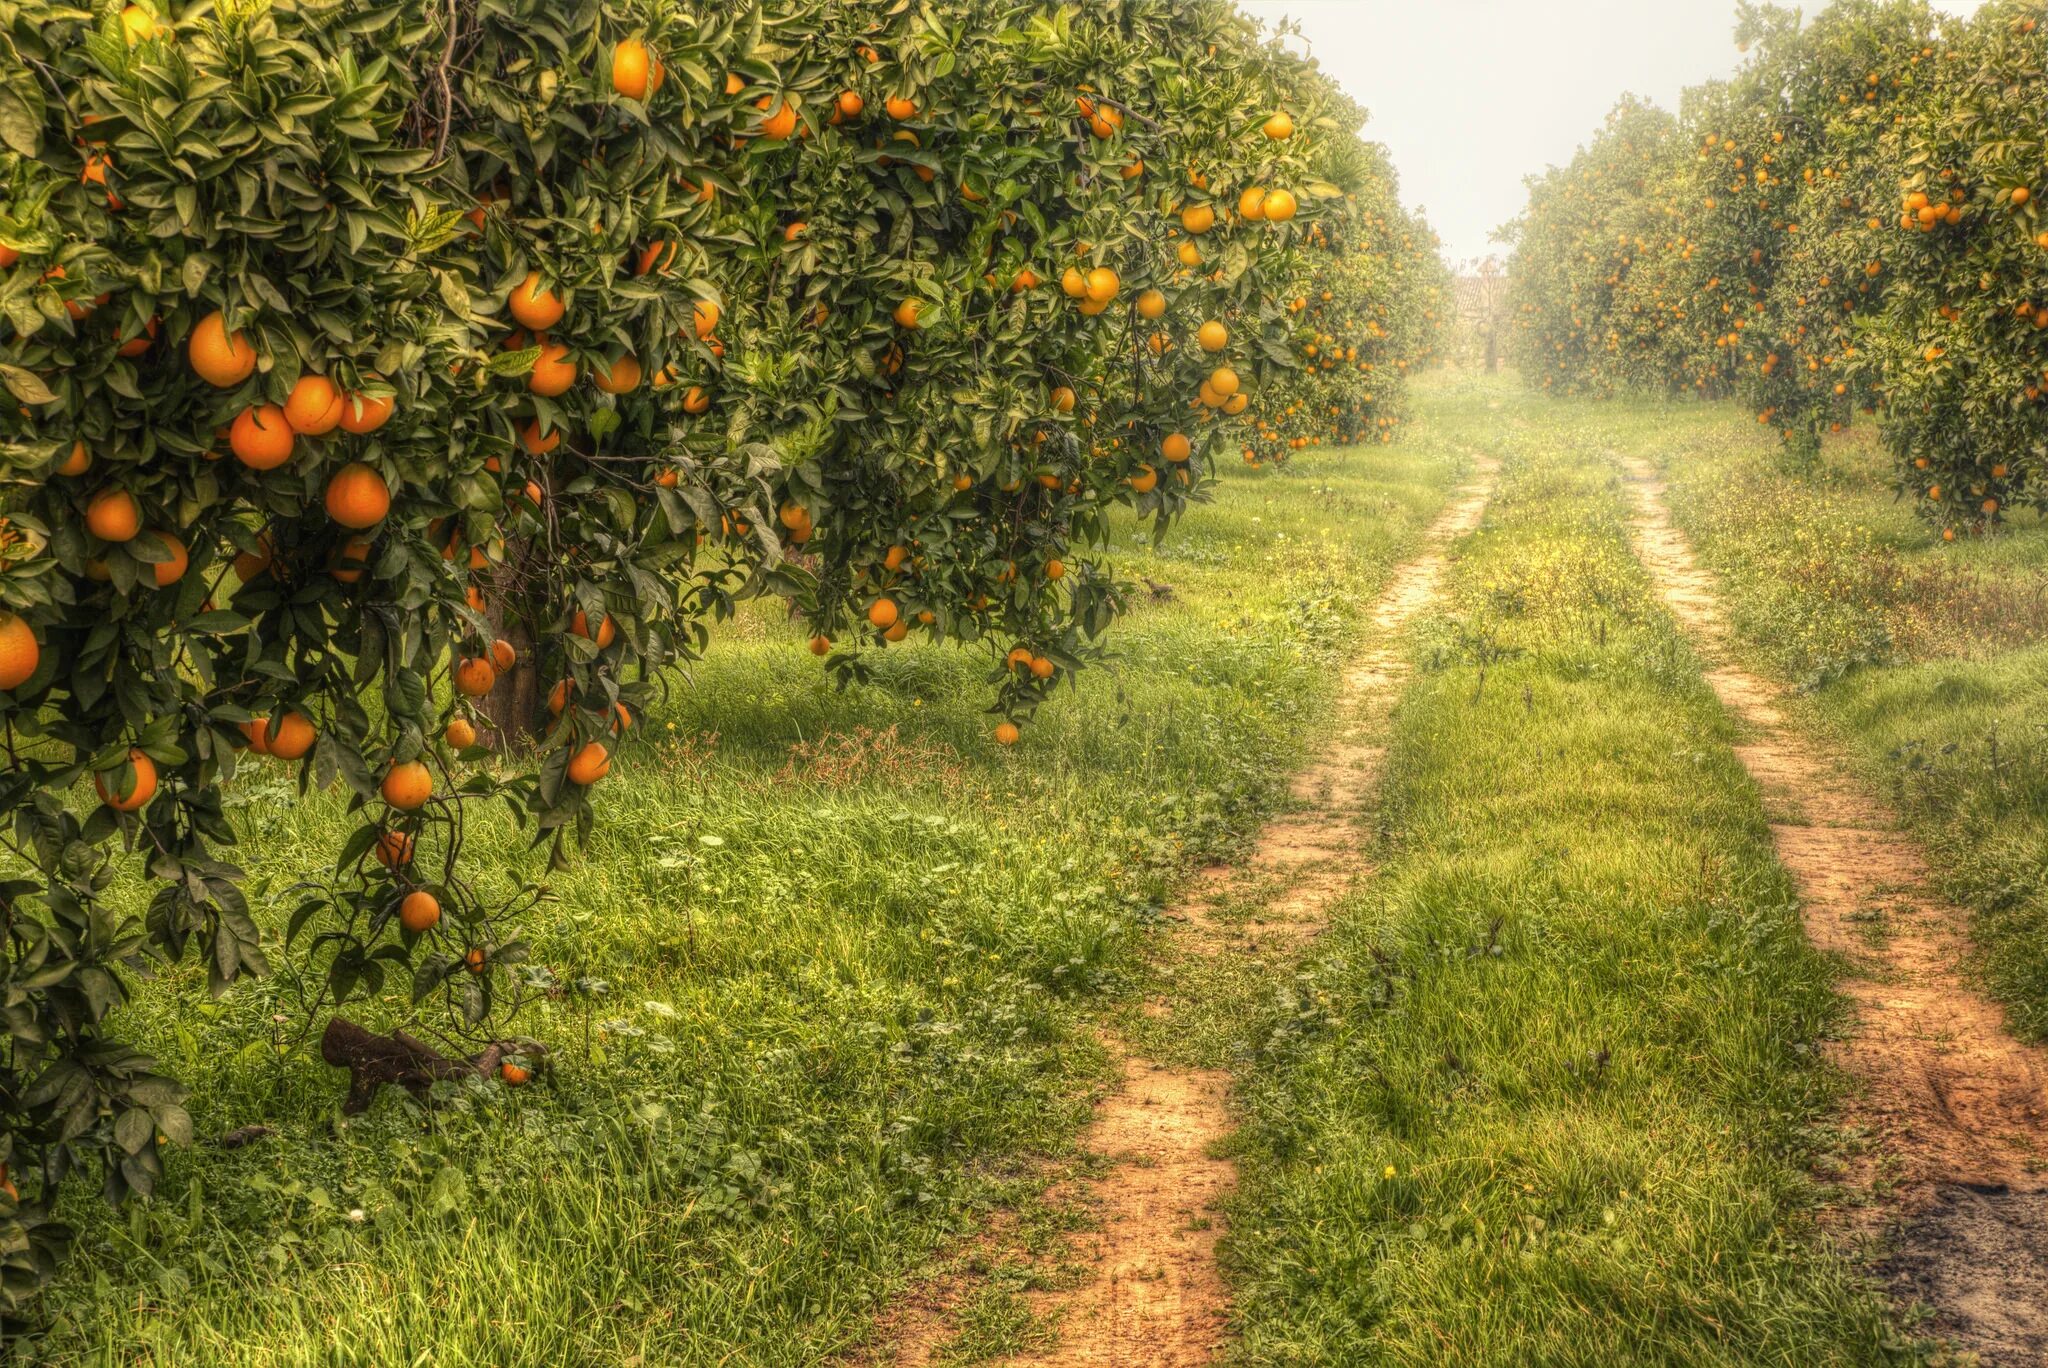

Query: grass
left=1220, top=388, right=1916, bottom=1366
left=33, top=429, right=1460, bottom=1364
left=1642, top=413, right=2048, bottom=1043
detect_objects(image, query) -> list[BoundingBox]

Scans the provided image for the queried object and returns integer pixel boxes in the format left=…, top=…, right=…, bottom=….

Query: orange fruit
left=530, top=342, right=576, bottom=396
left=381, top=760, right=433, bottom=811
left=445, top=717, right=478, bottom=749
left=324, top=462, right=391, bottom=528
left=55, top=441, right=90, bottom=478
left=399, top=890, right=441, bottom=933
left=1262, top=189, right=1298, bottom=221
left=330, top=536, right=374, bottom=584
left=994, top=721, right=1020, bottom=746
left=188, top=311, right=256, bottom=388
left=893, top=298, right=922, bottom=329
left=95, top=748, right=157, bottom=812
left=283, top=375, right=345, bottom=435
left=508, top=272, right=564, bottom=330
left=375, top=830, right=414, bottom=869
left=1129, top=464, right=1159, bottom=494
left=264, top=711, right=316, bottom=760
left=85, top=488, right=142, bottom=543
left=1238, top=187, right=1268, bottom=221
left=566, top=741, right=611, bottom=786
left=693, top=299, right=720, bottom=339
left=808, top=634, right=832, bottom=656
left=0, top=613, right=40, bottom=690
left=884, top=95, right=916, bottom=120
left=1197, top=321, right=1227, bottom=352
left=337, top=390, right=394, bottom=435
left=570, top=609, right=617, bottom=648
left=612, top=38, right=662, bottom=100
left=1262, top=111, right=1294, bottom=140
left=1084, top=268, right=1119, bottom=303
left=500, top=1061, right=531, bottom=1086
left=145, top=530, right=188, bottom=587
left=757, top=98, right=798, bottom=139
left=1136, top=289, right=1166, bottom=320
left=1181, top=204, right=1215, bottom=235
left=230, top=404, right=295, bottom=469
left=520, top=419, right=561, bottom=455
left=1161, top=432, right=1191, bottom=463
left=1208, top=366, right=1240, bottom=398
left=490, top=638, right=517, bottom=671
left=1051, top=386, right=1076, bottom=413
left=454, top=657, right=496, bottom=697
left=592, top=355, right=642, bottom=394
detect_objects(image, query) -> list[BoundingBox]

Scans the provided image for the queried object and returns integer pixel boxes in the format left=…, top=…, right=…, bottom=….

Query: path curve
left=899, top=457, right=1498, bottom=1368
left=1621, top=456, right=2048, bottom=1364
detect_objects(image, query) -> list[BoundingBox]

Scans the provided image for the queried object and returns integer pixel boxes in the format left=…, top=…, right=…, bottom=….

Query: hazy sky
left=1238, top=0, right=1989, bottom=267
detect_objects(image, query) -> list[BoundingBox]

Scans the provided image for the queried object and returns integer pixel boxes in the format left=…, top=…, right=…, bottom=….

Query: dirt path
left=864, top=457, right=1497, bottom=1368
left=1620, top=457, right=2048, bottom=1364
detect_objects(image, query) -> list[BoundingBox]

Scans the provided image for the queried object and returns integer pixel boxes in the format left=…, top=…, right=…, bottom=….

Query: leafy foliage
left=0, top=0, right=1437, bottom=1319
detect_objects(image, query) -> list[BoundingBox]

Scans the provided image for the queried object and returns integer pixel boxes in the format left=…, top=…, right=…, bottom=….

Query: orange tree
left=0, top=0, right=1435, bottom=1314
left=1507, top=0, right=2043, bottom=532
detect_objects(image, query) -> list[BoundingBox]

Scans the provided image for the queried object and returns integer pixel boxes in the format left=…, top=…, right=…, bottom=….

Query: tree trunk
left=480, top=541, right=548, bottom=750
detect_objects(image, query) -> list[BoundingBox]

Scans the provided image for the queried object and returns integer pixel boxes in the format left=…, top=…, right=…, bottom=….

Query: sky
left=1237, top=0, right=1989, bottom=269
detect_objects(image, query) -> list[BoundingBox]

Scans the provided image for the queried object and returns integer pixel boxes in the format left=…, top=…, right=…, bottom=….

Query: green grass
left=1642, top=412, right=2048, bottom=1044
left=34, top=429, right=1460, bottom=1364
left=1220, top=390, right=1915, bottom=1366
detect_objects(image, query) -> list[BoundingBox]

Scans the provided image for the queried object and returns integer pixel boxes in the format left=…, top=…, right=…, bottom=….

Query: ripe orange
left=1129, top=463, right=1159, bottom=494
left=566, top=741, right=611, bottom=786
left=1084, top=268, right=1119, bottom=303
left=0, top=613, right=40, bottom=690
left=381, top=760, right=433, bottom=811
left=375, top=830, right=414, bottom=869
left=508, top=272, right=564, bottom=330
left=1208, top=366, right=1240, bottom=398
left=757, top=98, right=798, bottom=140
left=490, top=638, right=517, bottom=671
left=1161, top=432, right=1192, bottom=463
left=612, top=38, right=663, bottom=100
left=592, top=355, right=643, bottom=394
left=893, top=298, right=922, bottom=329
left=837, top=90, right=864, bottom=118
left=1181, top=204, right=1216, bottom=235
left=884, top=95, right=916, bottom=120
left=399, top=890, right=441, bottom=934
left=530, top=342, right=576, bottom=396
left=95, top=748, right=157, bottom=813
left=1262, top=111, right=1294, bottom=140
left=1238, top=187, right=1268, bottom=221
left=570, top=609, right=617, bottom=647
left=1197, top=320, right=1227, bottom=352
left=325, top=462, right=391, bottom=528
left=188, top=311, right=256, bottom=388
left=1262, top=189, right=1298, bottom=221
left=85, top=488, right=142, bottom=542
left=809, top=634, right=832, bottom=656
left=867, top=597, right=899, bottom=630
left=230, top=404, right=295, bottom=469
left=445, top=717, right=478, bottom=749
left=146, top=530, right=188, bottom=587
left=501, top=1062, right=532, bottom=1086
left=55, top=441, right=90, bottom=478
left=1046, top=559, right=1066, bottom=581
left=454, top=657, right=496, bottom=696
left=337, top=389, right=394, bottom=434
left=694, top=299, right=720, bottom=339
left=1051, top=386, right=1076, bottom=413
left=284, top=375, right=345, bottom=435
left=262, top=711, right=316, bottom=760
left=994, top=721, right=1020, bottom=746
left=520, top=419, right=561, bottom=455
left=330, top=536, right=374, bottom=584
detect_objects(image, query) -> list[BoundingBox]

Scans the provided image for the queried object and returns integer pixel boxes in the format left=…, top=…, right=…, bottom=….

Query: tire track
left=1620, top=456, right=2048, bottom=1364
left=866, top=456, right=1497, bottom=1368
